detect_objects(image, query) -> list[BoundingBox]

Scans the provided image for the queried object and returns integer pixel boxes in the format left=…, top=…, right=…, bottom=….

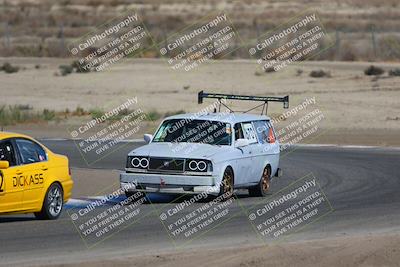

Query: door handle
left=41, top=166, right=48, bottom=171
left=16, top=170, right=23, bottom=175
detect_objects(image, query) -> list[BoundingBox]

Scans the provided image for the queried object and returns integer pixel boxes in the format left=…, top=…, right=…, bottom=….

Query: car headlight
left=127, top=156, right=149, bottom=169
left=186, top=159, right=212, bottom=172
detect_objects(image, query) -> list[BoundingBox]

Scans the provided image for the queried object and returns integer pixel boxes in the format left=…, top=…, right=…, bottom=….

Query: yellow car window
left=0, top=140, right=17, bottom=166
left=15, top=139, right=47, bottom=164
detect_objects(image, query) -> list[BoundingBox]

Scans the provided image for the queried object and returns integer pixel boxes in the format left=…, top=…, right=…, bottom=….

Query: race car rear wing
left=198, top=91, right=289, bottom=115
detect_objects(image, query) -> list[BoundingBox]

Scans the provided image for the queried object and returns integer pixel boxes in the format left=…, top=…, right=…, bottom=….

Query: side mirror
left=0, top=160, right=9, bottom=169
left=144, top=134, right=153, bottom=144
left=235, top=138, right=250, bottom=148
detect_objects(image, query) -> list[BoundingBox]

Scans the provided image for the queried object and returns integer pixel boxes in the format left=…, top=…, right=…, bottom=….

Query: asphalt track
left=0, top=140, right=400, bottom=266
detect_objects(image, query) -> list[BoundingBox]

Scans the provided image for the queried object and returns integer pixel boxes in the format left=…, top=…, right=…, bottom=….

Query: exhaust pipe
left=274, top=168, right=283, bottom=178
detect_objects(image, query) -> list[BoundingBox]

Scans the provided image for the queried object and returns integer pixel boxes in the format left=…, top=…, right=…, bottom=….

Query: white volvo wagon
left=120, top=92, right=288, bottom=197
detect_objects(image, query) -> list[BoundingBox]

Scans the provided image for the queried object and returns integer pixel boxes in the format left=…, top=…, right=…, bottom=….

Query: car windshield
left=152, top=119, right=232, bottom=145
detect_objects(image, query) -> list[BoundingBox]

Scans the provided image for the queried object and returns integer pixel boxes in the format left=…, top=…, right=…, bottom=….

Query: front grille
left=148, top=157, right=184, bottom=172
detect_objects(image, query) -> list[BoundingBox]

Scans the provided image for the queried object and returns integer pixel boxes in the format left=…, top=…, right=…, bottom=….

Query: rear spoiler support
left=198, top=91, right=289, bottom=115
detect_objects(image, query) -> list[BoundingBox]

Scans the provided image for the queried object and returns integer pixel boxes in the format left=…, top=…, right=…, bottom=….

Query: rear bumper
left=120, top=172, right=220, bottom=195
left=61, top=178, right=74, bottom=203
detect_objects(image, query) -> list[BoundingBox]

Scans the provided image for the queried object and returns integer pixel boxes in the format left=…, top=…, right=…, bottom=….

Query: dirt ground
left=37, top=232, right=400, bottom=267
left=1, top=58, right=399, bottom=146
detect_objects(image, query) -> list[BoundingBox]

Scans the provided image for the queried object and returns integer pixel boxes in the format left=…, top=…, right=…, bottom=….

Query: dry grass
left=0, top=0, right=400, bottom=61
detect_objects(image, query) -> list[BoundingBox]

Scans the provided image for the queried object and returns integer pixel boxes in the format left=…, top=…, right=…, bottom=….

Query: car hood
left=128, top=142, right=232, bottom=159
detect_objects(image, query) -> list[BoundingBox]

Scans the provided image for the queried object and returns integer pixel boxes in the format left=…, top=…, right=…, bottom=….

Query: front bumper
left=120, top=171, right=220, bottom=195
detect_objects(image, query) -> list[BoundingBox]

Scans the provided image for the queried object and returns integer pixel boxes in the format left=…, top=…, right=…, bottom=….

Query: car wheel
left=219, top=168, right=234, bottom=198
left=34, top=183, right=63, bottom=220
left=249, top=166, right=271, bottom=197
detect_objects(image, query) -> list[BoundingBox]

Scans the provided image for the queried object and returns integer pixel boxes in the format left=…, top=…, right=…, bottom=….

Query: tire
left=219, top=167, right=234, bottom=198
left=249, top=166, right=271, bottom=197
left=34, top=183, right=64, bottom=220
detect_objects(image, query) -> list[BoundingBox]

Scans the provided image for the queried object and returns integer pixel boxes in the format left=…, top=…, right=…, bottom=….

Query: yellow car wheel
left=34, top=183, right=64, bottom=220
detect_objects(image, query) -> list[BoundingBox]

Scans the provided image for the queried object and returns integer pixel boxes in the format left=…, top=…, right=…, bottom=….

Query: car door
left=234, top=122, right=258, bottom=185
left=0, top=139, right=23, bottom=213
left=14, top=138, right=48, bottom=210
left=252, top=120, right=280, bottom=179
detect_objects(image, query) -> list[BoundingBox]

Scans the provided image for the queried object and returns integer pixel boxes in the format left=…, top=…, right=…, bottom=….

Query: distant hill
left=0, top=0, right=399, bottom=61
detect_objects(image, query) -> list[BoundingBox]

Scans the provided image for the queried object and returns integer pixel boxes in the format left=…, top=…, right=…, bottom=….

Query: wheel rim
left=261, top=168, right=270, bottom=192
left=48, top=186, right=63, bottom=217
left=222, top=170, right=234, bottom=196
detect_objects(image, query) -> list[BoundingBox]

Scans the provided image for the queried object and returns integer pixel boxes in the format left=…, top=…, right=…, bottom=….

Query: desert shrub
left=58, top=60, right=91, bottom=76
left=42, top=109, right=56, bottom=121
left=117, top=108, right=131, bottom=117
left=59, top=65, right=73, bottom=76
left=264, top=66, right=276, bottom=73
left=364, top=65, right=384, bottom=76
left=71, top=60, right=91, bottom=73
left=73, top=106, right=88, bottom=116
left=340, top=43, right=358, bottom=61
left=89, top=108, right=104, bottom=120
left=0, top=105, right=58, bottom=125
left=389, top=68, right=400, bottom=76
left=146, top=110, right=162, bottom=121
left=15, top=104, right=32, bottom=110
left=164, top=110, right=186, bottom=117
left=6, top=105, right=34, bottom=123
left=255, top=66, right=276, bottom=76
left=309, top=70, right=331, bottom=78
left=0, top=62, right=19, bottom=73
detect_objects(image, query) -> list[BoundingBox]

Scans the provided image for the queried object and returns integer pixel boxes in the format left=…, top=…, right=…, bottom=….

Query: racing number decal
left=0, top=171, right=4, bottom=193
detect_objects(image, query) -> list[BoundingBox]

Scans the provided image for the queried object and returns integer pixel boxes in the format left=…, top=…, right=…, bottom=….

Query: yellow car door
left=14, top=138, right=48, bottom=210
left=0, top=139, right=23, bottom=213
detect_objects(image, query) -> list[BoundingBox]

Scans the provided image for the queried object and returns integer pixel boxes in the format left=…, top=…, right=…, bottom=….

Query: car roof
left=0, top=131, right=33, bottom=140
left=164, top=113, right=270, bottom=124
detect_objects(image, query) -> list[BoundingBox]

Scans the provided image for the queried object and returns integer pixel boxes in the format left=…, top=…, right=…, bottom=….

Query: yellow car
left=0, top=132, right=73, bottom=219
